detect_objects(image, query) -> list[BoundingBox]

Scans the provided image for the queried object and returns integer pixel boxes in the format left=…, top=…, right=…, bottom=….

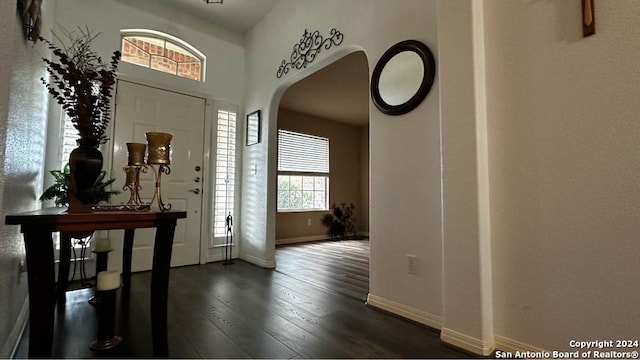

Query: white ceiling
left=127, top=0, right=370, bottom=125
left=170, top=0, right=283, bottom=34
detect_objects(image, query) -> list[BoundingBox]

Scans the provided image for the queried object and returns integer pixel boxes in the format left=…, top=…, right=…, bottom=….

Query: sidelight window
left=212, top=108, right=237, bottom=239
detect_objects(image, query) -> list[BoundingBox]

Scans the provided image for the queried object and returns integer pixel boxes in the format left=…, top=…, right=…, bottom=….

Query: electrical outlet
left=407, top=255, right=417, bottom=274
left=307, top=218, right=312, bottom=226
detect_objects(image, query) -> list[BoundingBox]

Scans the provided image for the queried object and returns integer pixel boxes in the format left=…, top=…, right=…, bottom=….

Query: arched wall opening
left=264, top=46, right=370, bottom=266
left=270, top=49, right=370, bottom=300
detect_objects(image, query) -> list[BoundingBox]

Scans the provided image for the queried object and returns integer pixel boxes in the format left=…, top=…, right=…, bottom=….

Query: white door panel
left=111, top=80, right=205, bottom=272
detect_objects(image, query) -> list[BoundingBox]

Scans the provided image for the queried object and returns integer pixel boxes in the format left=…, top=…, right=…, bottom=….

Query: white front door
left=110, top=80, right=206, bottom=271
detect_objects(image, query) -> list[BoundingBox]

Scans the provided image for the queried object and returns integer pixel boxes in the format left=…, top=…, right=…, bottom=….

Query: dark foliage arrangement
left=320, top=203, right=357, bottom=239
left=39, top=27, right=121, bottom=144
left=40, top=163, right=119, bottom=206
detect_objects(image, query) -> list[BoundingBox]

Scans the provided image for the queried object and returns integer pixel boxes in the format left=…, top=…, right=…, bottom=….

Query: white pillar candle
left=96, top=270, right=121, bottom=291
left=94, top=238, right=111, bottom=253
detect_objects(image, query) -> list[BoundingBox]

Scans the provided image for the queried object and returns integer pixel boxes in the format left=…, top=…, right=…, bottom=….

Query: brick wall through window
left=121, top=35, right=203, bottom=81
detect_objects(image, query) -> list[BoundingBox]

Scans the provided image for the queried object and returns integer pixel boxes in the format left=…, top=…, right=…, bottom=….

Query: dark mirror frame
left=370, top=40, right=436, bottom=116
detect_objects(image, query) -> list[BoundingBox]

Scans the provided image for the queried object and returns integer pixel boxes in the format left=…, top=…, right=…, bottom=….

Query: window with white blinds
left=277, top=130, right=329, bottom=212
left=212, top=109, right=236, bottom=238
left=278, top=130, right=329, bottom=173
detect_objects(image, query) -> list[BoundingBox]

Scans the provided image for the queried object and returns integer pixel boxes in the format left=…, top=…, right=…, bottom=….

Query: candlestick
left=145, top=132, right=173, bottom=211
left=126, top=143, right=147, bottom=166
left=145, top=132, right=172, bottom=165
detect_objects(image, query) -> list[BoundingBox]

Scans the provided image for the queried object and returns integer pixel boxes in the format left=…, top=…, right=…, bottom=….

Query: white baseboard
left=202, top=244, right=238, bottom=264
left=366, top=294, right=540, bottom=357
left=239, top=253, right=276, bottom=268
left=441, top=327, right=495, bottom=356
left=275, top=235, right=326, bottom=245
left=366, top=293, right=442, bottom=330
left=1, top=297, right=29, bottom=359
left=495, top=335, right=548, bottom=355
left=204, top=253, right=238, bottom=263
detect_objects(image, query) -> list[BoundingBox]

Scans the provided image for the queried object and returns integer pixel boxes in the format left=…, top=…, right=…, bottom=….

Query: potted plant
left=320, top=203, right=357, bottom=240
left=39, top=163, right=119, bottom=207
left=39, top=27, right=121, bottom=211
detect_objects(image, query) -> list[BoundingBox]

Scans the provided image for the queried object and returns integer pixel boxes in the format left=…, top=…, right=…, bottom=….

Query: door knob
left=189, top=188, right=201, bottom=195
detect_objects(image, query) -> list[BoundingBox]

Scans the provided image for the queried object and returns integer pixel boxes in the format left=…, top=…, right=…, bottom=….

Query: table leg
left=24, top=229, right=56, bottom=358
left=57, top=233, right=72, bottom=300
left=121, top=229, right=135, bottom=303
left=150, top=222, right=176, bottom=357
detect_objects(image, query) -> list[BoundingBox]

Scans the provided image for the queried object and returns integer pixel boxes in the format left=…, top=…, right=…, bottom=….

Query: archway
left=269, top=49, right=370, bottom=300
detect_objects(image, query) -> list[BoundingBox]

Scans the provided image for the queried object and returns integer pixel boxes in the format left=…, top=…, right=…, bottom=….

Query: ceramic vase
left=68, top=137, right=103, bottom=212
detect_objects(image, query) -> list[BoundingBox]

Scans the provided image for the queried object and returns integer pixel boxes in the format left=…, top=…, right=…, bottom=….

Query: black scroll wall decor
left=276, top=28, right=344, bottom=79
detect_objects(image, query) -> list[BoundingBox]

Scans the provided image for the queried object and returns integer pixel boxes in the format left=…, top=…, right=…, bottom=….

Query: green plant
left=320, top=203, right=357, bottom=239
left=40, top=163, right=119, bottom=206
left=39, top=164, right=70, bottom=207
left=39, top=27, right=121, bottom=144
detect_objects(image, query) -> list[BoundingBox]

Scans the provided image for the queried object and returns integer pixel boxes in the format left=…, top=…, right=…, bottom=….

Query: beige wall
left=0, top=0, right=53, bottom=355
left=485, top=0, right=640, bottom=351
left=276, top=108, right=368, bottom=241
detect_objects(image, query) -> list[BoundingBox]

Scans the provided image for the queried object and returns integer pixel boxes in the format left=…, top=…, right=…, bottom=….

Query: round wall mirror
left=371, top=40, right=436, bottom=116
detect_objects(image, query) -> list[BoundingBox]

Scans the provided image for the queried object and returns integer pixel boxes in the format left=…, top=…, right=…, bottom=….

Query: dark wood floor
left=15, top=260, right=475, bottom=359
left=275, top=239, right=370, bottom=301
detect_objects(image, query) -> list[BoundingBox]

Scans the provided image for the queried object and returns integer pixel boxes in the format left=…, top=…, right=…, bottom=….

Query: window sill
left=277, top=209, right=329, bottom=214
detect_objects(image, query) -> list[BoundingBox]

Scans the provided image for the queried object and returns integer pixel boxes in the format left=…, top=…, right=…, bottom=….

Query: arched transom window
left=120, top=29, right=206, bottom=81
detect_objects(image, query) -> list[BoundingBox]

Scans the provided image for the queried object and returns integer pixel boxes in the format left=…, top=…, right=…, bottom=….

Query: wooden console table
left=5, top=207, right=187, bottom=358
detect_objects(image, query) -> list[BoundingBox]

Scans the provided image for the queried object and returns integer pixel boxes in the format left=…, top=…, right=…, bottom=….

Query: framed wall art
left=246, top=110, right=261, bottom=146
